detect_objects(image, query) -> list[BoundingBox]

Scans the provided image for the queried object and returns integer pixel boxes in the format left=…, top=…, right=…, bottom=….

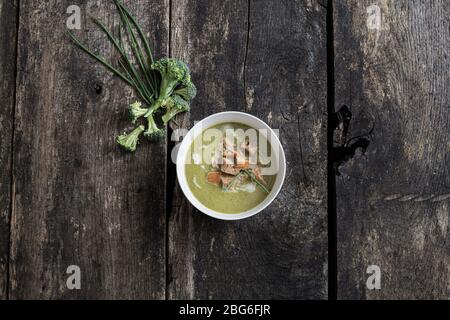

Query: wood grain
left=0, top=0, right=19, bottom=300
left=168, top=0, right=328, bottom=299
left=334, top=0, right=450, bottom=299
left=9, top=0, right=168, bottom=299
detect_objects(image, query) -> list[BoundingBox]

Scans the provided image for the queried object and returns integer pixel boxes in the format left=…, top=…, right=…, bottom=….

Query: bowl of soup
left=176, top=111, right=286, bottom=220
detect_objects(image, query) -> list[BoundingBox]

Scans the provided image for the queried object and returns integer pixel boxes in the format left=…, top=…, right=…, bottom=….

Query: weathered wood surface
left=0, top=0, right=19, bottom=300
left=9, top=0, right=168, bottom=299
left=168, top=0, right=328, bottom=299
left=3, top=0, right=448, bottom=301
left=334, top=0, right=450, bottom=299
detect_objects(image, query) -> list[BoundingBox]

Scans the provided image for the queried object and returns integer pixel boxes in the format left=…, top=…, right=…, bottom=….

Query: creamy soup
left=185, top=122, right=277, bottom=213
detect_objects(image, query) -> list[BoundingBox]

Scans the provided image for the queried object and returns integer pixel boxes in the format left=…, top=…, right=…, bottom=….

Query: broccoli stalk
left=121, top=58, right=194, bottom=148
left=144, top=113, right=165, bottom=140
left=161, top=95, right=190, bottom=125
left=137, top=58, right=193, bottom=134
left=128, top=101, right=149, bottom=124
left=142, top=58, right=192, bottom=117
left=127, top=100, right=164, bottom=141
left=116, top=125, right=145, bottom=152
left=120, top=59, right=194, bottom=147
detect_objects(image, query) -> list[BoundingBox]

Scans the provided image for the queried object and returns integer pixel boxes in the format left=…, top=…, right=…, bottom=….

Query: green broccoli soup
left=185, top=123, right=277, bottom=213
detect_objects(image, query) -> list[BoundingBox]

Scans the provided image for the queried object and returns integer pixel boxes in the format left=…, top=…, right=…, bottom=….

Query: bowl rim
left=176, top=111, right=286, bottom=220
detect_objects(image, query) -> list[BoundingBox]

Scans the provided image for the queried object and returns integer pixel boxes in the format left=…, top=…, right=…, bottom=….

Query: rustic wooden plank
left=334, top=0, right=450, bottom=299
left=9, top=0, right=168, bottom=299
left=168, top=0, right=327, bottom=299
left=0, top=0, right=19, bottom=300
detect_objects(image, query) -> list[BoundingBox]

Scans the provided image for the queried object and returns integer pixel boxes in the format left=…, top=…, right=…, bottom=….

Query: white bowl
left=176, top=111, right=286, bottom=220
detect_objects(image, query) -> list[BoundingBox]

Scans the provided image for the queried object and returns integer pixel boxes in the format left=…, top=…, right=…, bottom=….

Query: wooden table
left=0, top=0, right=448, bottom=300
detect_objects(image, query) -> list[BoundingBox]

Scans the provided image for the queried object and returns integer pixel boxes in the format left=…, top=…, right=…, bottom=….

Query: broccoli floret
left=174, top=82, right=197, bottom=101
left=116, top=125, right=145, bottom=152
left=144, top=113, right=165, bottom=140
left=128, top=101, right=149, bottom=124
left=151, top=58, right=190, bottom=99
left=161, top=95, right=190, bottom=125
left=181, top=73, right=192, bottom=86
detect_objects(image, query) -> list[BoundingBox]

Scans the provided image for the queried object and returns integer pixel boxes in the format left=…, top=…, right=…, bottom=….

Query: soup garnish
left=207, top=137, right=270, bottom=193
left=185, top=123, right=277, bottom=213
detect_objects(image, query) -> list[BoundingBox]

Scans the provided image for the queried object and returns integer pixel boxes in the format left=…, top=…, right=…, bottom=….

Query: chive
left=224, top=171, right=243, bottom=192
left=113, top=0, right=154, bottom=64
left=89, top=16, right=153, bottom=101
left=113, top=0, right=158, bottom=93
left=66, top=30, right=133, bottom=86
left=118, top=60, right=152, bottom=105
left=115, top=3, right=156, bottom=93
left=67, top=3, right=158, bottom=107
left=242, top=169, right=270, bottom=194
